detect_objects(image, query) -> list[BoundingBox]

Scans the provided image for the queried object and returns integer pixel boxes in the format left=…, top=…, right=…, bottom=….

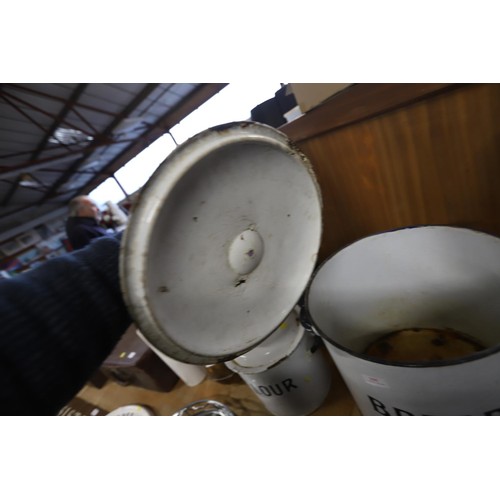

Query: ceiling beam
left=39, top=83, right=161, bottom=204
left=0, top=151, right=85, bottom=181
left=0, top=93, right=69, bottom=147
left=0, top=88, right=95, bottom=138
left=3, top=84, right=118, bottom=117
left=136, top=83, right=174, bottom=116
left=81, top=83, right=228, bottom=195
left=0, top=142, right=79, bottom=161
left=0, top=136, right=135, bottom=179
left=0, top=176, right=22, bottom=206
left=29, top=84, right=89, bottom=163
left=0, top=176, right=47, bottom=196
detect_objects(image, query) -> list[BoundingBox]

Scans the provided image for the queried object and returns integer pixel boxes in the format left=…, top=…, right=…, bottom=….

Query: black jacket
left=66, top=216, right=109, bottom=250
left=0, top=235, right=131, bottom=415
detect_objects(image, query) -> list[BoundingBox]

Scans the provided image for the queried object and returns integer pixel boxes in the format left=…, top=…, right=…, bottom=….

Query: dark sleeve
left=0, top=234, right=132, bottom=415
left=67, top=224, right=95, bottom=250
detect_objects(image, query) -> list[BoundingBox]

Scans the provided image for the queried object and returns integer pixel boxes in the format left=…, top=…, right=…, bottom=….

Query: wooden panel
left=281, top=83, right=462, bottom=142
left=290, top=83, right=500, bottom=261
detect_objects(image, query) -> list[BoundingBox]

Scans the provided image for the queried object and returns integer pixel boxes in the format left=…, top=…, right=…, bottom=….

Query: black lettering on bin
left=258, top=386, right=272, bottom=397
left=394, top=407, right=414, bottom=416
left=368, top=396, right=390, bottom=416
left=270, top=384, right=284, bottom=396
left=283, top=378, right=298, bottom=392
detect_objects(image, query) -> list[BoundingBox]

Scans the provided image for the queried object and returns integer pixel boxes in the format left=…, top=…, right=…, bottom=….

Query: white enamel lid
left=120, top=121, right=322, bottom=365
left=226, top=308, right=304, bottom=373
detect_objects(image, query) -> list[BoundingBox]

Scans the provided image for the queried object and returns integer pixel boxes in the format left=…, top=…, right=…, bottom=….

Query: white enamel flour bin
left=226, top=308, right=332, bottom=416
left=120, top=121, right=327, bottom=415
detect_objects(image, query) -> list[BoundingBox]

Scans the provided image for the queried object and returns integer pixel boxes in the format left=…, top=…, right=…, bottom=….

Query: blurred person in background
left=65, top=195, right=109, bottom=250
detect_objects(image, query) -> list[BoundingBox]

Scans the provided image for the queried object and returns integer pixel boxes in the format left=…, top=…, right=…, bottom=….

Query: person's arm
left=0, top=234, right=131, bottom=415
left=67, top=224, right=95, bottom=250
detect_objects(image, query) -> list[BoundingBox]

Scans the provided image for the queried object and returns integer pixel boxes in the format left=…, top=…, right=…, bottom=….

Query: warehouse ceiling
left=0, top=82, right=227, bottom=240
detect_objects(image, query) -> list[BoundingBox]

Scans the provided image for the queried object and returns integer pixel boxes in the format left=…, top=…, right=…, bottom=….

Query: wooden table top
left=77, top=353, right=361, bottom=416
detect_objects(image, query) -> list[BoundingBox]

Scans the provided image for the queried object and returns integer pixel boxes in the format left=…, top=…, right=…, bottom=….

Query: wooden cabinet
left=281, top=83, right=500, bottom=261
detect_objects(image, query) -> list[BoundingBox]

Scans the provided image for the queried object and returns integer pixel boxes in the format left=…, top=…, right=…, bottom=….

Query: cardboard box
left=289, top=83, right=353, bottom=113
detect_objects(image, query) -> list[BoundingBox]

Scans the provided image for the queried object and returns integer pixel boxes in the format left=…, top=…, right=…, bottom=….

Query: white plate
left=107, top=404, right=154, bottom=416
